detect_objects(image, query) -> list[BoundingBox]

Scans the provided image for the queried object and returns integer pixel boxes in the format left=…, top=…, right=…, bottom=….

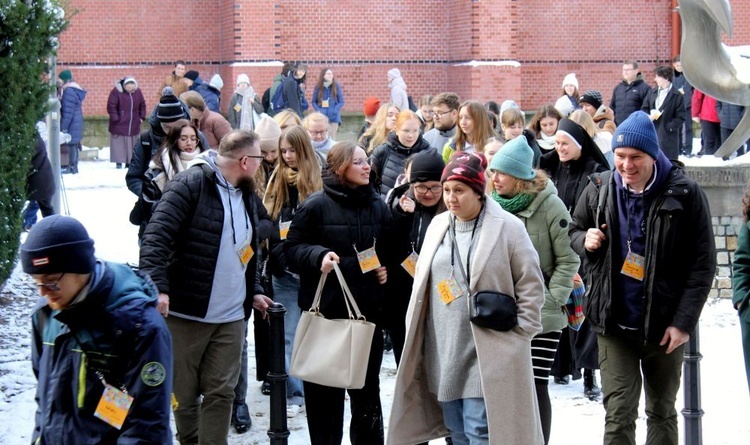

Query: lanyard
left=448, top=213, right=480, bottom=289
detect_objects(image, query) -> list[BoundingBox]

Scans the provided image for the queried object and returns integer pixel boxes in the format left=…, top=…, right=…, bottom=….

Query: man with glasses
left=610, top=60, right=651, bottom=125
left=21, top=215, right=173, bottom=443
left=423, top=92, right=461, bottom=152
left=140, top=130, right=274, bottom=442
left=303, top=111, right=336, bottom=155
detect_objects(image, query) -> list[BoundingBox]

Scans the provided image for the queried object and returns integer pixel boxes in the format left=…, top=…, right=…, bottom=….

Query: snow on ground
left=0, top=148, right=749, bottom=444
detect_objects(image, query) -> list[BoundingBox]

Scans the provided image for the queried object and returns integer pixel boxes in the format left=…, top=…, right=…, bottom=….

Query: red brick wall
left=56, top=0, right=750, bottom=117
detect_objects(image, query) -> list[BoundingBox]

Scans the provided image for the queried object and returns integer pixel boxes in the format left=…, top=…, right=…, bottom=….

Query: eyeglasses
left=179, top=136, right=198, bottom=143
left=309, top=130, right=328, bottom=137
left=240, top=154, right=265, bottom=162
left=413, top=184, right=442, bottom=194
left=352, top=158, right=371, bottom=166
left=433, top=110, right=454, bottom=118
left=37, top=273, right=65, bottom=291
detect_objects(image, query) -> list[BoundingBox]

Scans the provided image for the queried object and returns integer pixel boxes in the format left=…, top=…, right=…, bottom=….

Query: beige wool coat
left=387, top=199, right=545, bottom=445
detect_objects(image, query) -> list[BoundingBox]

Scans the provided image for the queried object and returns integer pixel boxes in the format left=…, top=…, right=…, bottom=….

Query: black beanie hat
left=409, top=151, right=445, bottom=183
left=21, top=215, right=96, bottom=275
left=157, top=94, right=184, bottom=123
left=184, top=70, right=199, bottom=81
left=579, top=90, right=603, bottom=110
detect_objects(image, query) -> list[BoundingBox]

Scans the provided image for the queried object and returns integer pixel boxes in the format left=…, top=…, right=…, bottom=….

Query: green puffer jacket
left=511, top=179, right=580, bottom=332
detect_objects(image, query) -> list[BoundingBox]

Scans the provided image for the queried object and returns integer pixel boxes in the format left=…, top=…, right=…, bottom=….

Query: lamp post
left=682, top=324, right=703, bottom=445
left=267, top=303, right=290, bottom=444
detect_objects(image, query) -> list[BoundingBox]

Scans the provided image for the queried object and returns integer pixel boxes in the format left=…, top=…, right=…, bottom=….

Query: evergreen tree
left=0, top=1, right=67, bottom=287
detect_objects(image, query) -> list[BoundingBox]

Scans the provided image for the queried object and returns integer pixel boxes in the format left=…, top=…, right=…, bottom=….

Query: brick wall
left=57, top=0, right=750, bottom=117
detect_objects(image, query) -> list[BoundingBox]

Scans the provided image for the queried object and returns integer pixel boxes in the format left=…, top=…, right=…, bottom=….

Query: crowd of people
left=22, top=56, right=748, bottom=445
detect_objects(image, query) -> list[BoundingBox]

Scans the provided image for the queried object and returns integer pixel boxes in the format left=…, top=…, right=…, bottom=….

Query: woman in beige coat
left=387, top=151, right=545, bottom=445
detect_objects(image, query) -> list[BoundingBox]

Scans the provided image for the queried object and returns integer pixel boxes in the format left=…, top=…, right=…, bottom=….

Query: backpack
left=271, top=82, right=287, bottom=113
left=261, top=87, right=271, bottom=114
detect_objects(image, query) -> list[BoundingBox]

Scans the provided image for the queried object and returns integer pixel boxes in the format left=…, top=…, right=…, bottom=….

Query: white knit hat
left=236, top=73, right=250, bottom=86
left=562, top=73, right=578, bottom=89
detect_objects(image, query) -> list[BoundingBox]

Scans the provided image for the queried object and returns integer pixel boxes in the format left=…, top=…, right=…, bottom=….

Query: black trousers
left=699, top=120, right=721, bottom=155
left=720, top=126, right=748, bottom=156
left=303, top=327, right=384, bottom=445
left=551, top=320, right=599, bottom=378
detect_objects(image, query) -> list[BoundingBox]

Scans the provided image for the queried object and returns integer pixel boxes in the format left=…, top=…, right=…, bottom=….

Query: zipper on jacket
left=78, top=353, right=87, bottom=408
left=128, top=93, right=134, bottom=135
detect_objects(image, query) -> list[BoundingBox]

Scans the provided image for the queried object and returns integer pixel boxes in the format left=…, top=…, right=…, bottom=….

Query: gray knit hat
left=489, top=136, right=536, bottom=180
left=612, top=111, right=660, bottom=159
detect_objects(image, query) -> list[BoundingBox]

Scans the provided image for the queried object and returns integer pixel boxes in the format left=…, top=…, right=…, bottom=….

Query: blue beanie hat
left=612, top=111, right=660, bottom=159
left=489, top=136, right=536, bottom=180
left=21, top=216, right=96, bottom=275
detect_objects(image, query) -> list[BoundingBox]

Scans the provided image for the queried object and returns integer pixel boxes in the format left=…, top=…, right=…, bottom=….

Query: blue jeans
left=272, top=271, right=305, bottom=405
left=440, top=398, right=489, bottom=444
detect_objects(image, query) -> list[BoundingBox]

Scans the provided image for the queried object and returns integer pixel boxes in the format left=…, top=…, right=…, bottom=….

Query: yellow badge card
left=437, top=277, right=463, bottom=304
left=238, top=242, right=254, bottom=266
left=400, top=252, right=419, bottom=278
left=233, top=103, right=242, bottom=112
left=322, top=99, right=330, bottom=108
left=94, top=384, right=133, bottom=430
left=356, top=246, right=381, bottom=274
left=621, top=251, right=646, bottom=281
left=279, top=221, right=291, bottom=240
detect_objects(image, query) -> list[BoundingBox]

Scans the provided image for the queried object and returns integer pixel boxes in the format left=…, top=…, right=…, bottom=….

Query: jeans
left=167, top=317, right=245, bottom=445
left=598, top=333, right=685, bottom=445
left=440, top=398, right=489, bottom=445
left=23, top=199, right=55, bottom=229
left=272, top=271, right=305, bottom=405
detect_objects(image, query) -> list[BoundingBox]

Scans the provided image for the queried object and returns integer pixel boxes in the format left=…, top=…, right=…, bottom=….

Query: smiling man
left=21, top=215, right=173, bottom=443
left=569, top=111, right=716, bottom=445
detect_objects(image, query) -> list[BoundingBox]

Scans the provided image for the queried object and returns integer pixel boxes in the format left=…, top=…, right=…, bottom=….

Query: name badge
left=279, top=220, right=291, bottom=240
left=437, top=276, right=463, bottom=304
left=233, top=103, right=242, bottom=112
left=238, top=241, right=254, bottom=266
left=621, top=251, right=646, bottom=281
left=401, top=252, right=419, bottom=278
left=322, top=99, right=330, bottom=108
left=94, top=384, right=133, bottom=430
left=356, top=246, right=381, bottom=274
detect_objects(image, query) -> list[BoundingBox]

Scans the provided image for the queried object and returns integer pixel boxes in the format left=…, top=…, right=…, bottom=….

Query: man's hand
left=157, top=293, right=169, bottom=318
left=660, top=326, right=690, bottom=354
left=321, top=251, right=340, bottom=273
left=374, top=266, right=387, bottom=284
left=584, top=224, right=607, bottom=252
left=253, top=294, right=274, bottom=319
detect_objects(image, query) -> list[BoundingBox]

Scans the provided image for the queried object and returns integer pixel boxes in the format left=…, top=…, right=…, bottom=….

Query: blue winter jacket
left=31, top=261, right=173, bottom=444
left=190, top=77, right=220, bottom=113
left=312, top=83, right=345, bottom=124
left=60, top=83, right=87, bottom=144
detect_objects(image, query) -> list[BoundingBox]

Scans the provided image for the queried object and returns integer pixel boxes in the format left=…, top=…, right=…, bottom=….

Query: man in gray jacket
left=423, top=92, right=460, bottom=152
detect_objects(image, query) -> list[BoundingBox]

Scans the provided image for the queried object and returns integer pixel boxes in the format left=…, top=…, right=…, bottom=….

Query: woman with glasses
left=263, top=125, right=323, bottom=418
left=370, top=110, right=432, bottom=198
left=383, top=151, right=446, bottom=365
left=441, top=100, right=497, bottom=163
left=389, top=151, right=544, bottom=444
left=285, top=141, right=393, bottom=444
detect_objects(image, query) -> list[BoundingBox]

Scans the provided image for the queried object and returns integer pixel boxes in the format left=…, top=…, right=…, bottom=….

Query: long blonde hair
left=360, top=103, right=398, bottom=154
left=263, top=125, right=323, bottom=220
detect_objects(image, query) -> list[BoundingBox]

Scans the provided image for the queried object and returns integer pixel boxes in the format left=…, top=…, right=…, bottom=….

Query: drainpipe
left=672, top=0, right=682, bottom=58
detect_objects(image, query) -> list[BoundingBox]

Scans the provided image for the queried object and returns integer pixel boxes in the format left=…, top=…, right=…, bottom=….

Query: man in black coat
left=641, top=65, right=686, bottom=161
left=610, top=60, right=652, bottom=126
left=24, top=133, right=56, bottom=231
left=139, top=130, right=273, bottom=442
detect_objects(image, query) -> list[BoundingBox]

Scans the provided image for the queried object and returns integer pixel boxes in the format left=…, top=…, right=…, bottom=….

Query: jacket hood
left=209, top=74, right=224, bottom=90
left=389, top=76, right=407, bottom=90
left=64, top=82, right=87, bottom=99
left=518, top=179, right=558, bottom=217
left=115, top=77, right=138, bottom=93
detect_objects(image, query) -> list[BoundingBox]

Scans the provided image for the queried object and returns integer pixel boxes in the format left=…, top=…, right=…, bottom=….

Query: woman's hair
left=419, top=94, right=433, bottom=107
left=485, top=100, right=501, bottom=116
left=743, top=179, right=750, bottom=222
left=265, top=125, right=322, bottom=220
left=455, top=100, right=496, bottom=152
left=360, top=103, right=398, bottom=154
left=569, top=110, right=600, bottom=138
left=274, top=109, right=303, bottom=130
left=315, top=68, right=338, bottom=103
left=154, top=119, right=203, bottom=171
left=561, top=86, right=580, bottom=99
left=496, top=168, right=549, bottom=197
left=501, top=107, right=525, bottom=129
left=528, top=105, right=563, bottom=137
left=395, top=110, right=421, bottom=130
left=327, top=141, right=359, bottom=184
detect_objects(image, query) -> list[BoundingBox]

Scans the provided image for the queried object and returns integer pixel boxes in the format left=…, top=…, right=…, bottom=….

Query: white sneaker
left=286, top=404, right=303, bottom=418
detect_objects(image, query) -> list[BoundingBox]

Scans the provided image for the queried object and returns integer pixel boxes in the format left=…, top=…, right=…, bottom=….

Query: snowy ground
left=1, top=148, right=749, bottom=444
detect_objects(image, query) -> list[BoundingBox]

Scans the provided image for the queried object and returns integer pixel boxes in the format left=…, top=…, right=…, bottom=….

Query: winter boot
left=231, top=401, right=252, bottom=433
left=583, top=369, right=601, bottom=400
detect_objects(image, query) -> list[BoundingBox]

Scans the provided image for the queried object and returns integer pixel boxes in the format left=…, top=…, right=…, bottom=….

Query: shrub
left=0, top=1, right=67, bottom=287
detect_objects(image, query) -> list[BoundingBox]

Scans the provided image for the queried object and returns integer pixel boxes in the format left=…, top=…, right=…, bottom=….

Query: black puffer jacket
left=284, top=175, right=392, bottom=322
left=27, top=135, right=55, bottom=201
left=610, top=77, right=651, bottom=125
left=139, top=163, right=273, bottom=319
left=569, top=167, right=716, bottom=344
left=369, top=132, right=432, bottom=198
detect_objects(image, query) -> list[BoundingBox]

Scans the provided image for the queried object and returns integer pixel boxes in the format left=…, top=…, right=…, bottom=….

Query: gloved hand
left=60, top=132, right=72, bottom=144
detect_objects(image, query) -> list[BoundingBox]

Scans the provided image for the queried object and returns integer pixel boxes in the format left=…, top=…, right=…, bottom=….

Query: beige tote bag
left=290, top=263, right=376, bottom=389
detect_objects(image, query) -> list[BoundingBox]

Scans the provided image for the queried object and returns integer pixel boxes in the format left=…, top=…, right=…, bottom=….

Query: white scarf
left=153, top=149, right=200, bottom=191
left=538, top=132, right=556, bottom=151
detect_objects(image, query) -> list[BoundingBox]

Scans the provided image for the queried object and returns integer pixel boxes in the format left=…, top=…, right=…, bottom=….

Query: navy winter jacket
left=312, top=83, right=345, bottom=124
left=31, top=262, right=173, bottom=444
left=610, top=77, right=651, bottom=126
left=60, top=83, right=87, bottom=144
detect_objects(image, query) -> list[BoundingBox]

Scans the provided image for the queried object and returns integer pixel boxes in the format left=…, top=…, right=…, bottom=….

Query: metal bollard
left=682, top=324, right=703, bottom=445
left=266, top=303, right=290, bottom=444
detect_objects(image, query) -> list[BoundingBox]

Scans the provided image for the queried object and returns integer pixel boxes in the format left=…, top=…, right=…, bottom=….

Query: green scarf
left=491, top=190, right=534, bottom=215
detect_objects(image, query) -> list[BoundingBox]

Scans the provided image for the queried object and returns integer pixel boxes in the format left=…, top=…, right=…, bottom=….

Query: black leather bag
left=469, top=290, right=518, bottom=331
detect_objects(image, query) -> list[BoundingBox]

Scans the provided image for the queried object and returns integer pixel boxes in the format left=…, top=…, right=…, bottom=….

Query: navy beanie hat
left=612, top=111, right=660, bottom=159
left=21, top=216, right=96, bottom=275
left=489, top=136, right=536, bottom=181
left=409, top=151, right=445, bottom=183
left=184, top=70, right=199, bottom=81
